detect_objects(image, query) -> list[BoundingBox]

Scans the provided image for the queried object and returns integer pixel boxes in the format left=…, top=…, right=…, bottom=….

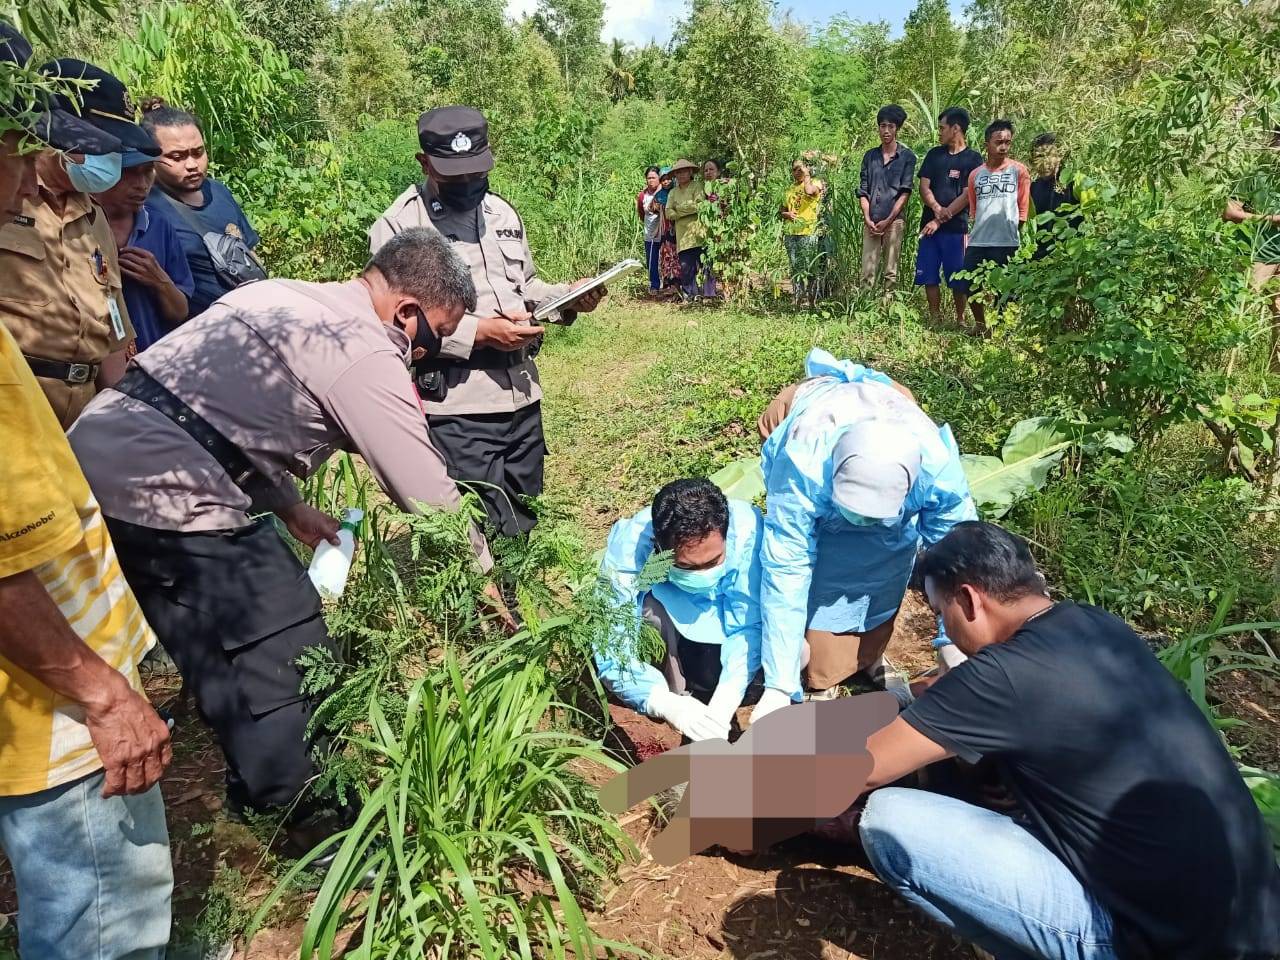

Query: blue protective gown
left=759, top=349, right=978, bottom=699
left=595, top=499, right=764, bottom=714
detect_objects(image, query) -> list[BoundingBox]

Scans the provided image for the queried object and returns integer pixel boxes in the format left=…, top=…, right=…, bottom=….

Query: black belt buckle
left=66, top=363, right=93, bottom=384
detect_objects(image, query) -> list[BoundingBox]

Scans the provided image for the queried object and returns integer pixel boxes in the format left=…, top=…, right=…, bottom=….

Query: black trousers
left=641, top=594, right=722, bottom=706
left=427, top=401, right=546, bottom=536
left=107, top=516, right=336, bottom=813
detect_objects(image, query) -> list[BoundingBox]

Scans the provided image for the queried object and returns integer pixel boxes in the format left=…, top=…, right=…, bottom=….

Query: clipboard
left=533, top=258, right=643, bottom=322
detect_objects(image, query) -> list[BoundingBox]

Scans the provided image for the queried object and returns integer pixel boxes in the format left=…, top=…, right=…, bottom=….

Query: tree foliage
left=676, top=0, right=803, bottom=177
left=108, top=0, right=303, bottom=163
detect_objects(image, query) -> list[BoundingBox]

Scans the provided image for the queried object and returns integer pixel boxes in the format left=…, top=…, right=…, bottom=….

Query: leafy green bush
left=993, top=189, right=1256, bottom=440
left=1009, top=448, right=1276, bottom=632
left=231, top=124, right=417, bottom=281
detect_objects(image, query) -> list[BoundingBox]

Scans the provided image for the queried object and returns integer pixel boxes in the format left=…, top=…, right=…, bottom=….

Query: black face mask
left=395, top=308, right=444, bottom=363
left=436, top=175, right=489, bottom=211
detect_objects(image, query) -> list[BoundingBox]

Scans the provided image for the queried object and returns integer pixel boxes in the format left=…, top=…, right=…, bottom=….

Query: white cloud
left=603, top=0, right=683, bottom=46
left=504, top=0, right=682, bottom=47
left=505, top=0, right=540, bottom=20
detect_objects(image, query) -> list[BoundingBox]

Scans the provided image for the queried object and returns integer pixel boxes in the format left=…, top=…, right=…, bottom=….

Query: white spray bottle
left=308, top=508, right=363, bottom=600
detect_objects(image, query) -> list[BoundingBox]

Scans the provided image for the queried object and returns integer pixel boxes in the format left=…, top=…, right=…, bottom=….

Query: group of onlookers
left=637, top=158, right=729, bottom=302
left=642, top=105, right=1081, bottom=331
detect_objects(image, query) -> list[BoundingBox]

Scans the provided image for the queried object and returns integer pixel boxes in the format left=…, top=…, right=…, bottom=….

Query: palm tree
left=607, top=38, right=636, bottom=102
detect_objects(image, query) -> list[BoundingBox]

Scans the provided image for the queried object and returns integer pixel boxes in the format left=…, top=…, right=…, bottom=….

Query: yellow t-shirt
left=783, top=182, right=823, bottom=236
left=0, top=323, right=155, bottom=796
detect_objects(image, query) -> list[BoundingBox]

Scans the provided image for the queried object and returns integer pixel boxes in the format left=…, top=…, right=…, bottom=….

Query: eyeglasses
left=161, top=146, right=206, bottom=163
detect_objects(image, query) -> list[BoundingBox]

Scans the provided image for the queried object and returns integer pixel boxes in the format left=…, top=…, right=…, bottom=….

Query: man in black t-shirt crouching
left=858, top=521, right=1280, bottom=960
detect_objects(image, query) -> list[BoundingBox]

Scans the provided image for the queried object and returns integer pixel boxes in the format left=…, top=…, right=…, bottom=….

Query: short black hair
left=1031, top=132, right=1057, bottom=150
left=877, top=104, right=908, bottom=128
left=645, top=165, right=660, bottom=176
left=985, top=119, right=1014, bottom=142
left=918, top=521, right=1045, bottom=603
left=366, top=227, right=478, bottom=313
left=938, top=106, right=970, bottom=132
left=651, top=479, right=730, bottom=552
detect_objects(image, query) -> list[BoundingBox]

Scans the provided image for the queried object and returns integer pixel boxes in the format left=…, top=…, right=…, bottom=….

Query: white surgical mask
left=65, top=152, right=123, bottom=194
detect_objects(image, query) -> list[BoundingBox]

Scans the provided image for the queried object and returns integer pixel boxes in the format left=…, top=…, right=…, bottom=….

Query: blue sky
left=505, top=0, right=968, bottom=47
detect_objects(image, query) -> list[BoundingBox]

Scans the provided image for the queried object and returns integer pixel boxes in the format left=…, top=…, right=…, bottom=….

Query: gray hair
left=366, top=227, right=477, bottom=313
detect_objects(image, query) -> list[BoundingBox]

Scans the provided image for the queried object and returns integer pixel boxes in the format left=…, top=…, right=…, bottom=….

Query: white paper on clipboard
left=533, top=258, right=643, bottom=321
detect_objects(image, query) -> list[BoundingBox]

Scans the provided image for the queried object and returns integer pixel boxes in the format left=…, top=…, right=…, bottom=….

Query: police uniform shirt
left=67, top=278, right=493, bottom=569
left=368, top=186, right=572, bottom=416
left=0, top=180, right=133, bottom=427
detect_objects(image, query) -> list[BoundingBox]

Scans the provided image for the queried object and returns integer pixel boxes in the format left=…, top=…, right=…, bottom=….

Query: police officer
left=369, top=105, right=606, bottom=537
left=68, top=228, right=493, bottom=848
left=0, top=60, right=159, bottom=428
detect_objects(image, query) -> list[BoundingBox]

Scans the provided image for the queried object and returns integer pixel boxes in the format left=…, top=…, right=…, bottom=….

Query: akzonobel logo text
left=0, top=512, right=55, bottom=542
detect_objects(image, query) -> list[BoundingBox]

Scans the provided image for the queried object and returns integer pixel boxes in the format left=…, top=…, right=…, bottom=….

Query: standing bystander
left=0, top=59, right=154, bottom=428
left=1028, top=132, right=1082, bottom=260
left=915, top=107, right=984, bottom=326
left=858, top=105, right=916, bottom=296
left=143, top=100, right=264, bottom=319
left=665, top=158, right=715, bottom=301
left=94, top=150, right=194, bottom=351
left=638, top=165, right=663, bottom=295
left=0, top=22, right=173, bottom=960
left=780, top=159, right=826, bottom=307
left=959, top=119, right=1030, bottom=334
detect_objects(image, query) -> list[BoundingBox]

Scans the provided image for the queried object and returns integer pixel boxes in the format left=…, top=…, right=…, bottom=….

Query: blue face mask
left=64, top=152, right=122, bottom=194
left=668, top=562, right=725, bottom=595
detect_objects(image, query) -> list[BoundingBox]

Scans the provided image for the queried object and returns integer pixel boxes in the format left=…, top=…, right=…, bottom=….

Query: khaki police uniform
left=0, top=180, right=133, bottom=429
left=369, top=185, right=573, bottom=534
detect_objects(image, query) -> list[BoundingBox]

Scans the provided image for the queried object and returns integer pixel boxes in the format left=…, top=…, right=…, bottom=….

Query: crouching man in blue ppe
left=750, top=348, right=977, bottom=726
left=596, top=478, right=763, bottom=742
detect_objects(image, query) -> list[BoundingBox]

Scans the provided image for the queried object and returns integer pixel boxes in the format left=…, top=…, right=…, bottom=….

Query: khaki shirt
left=368, top=185, right=571, bottom=416
left=0, top=181, right=133, bottom=428
left=67, top=278, right=492, bottom=569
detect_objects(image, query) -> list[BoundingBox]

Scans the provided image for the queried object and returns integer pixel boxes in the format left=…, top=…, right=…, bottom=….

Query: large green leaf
left=962, top=417, right=1076, bottom=519
left=710, top=456, right=765, bottom=502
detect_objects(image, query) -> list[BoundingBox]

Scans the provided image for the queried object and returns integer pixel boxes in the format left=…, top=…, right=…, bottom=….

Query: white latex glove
left=937, top=641, right=968, bottom=671
left=706, top=682, right=743, bottom=733
left=648, top=688, right=728, bottom=742
left=748, top=687, right=793, bottom=726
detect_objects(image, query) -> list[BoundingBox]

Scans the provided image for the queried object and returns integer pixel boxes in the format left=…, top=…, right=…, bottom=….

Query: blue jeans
left=645, top=239, right=662, bottom=291
left=0, top=770, right=172, bottom=959
left=859, top=788, right=1120, bottom=960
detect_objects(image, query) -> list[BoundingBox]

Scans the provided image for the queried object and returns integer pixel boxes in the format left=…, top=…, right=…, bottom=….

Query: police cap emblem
left=451, top=132, right=472, bottom=153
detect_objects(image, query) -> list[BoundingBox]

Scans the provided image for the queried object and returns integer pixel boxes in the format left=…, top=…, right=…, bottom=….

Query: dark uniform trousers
left=641, top=593, right=721, bottom=706
left=427, top=400, right=546, bottom=537
left=106, top=516, right=337, bottom=813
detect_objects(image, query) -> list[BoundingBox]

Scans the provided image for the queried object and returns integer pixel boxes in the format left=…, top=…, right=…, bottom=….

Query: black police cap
left=417, top=105, right=493, bottom=176
left=0, top=22, right=122, bottom=155
left=39, top=59, right=159, bottom=156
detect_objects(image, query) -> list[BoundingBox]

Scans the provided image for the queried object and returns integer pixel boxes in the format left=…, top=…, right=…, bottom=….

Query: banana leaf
left=961, top=417, right=1077, bottom=519
left=709, top=456, right=765, bottom=503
